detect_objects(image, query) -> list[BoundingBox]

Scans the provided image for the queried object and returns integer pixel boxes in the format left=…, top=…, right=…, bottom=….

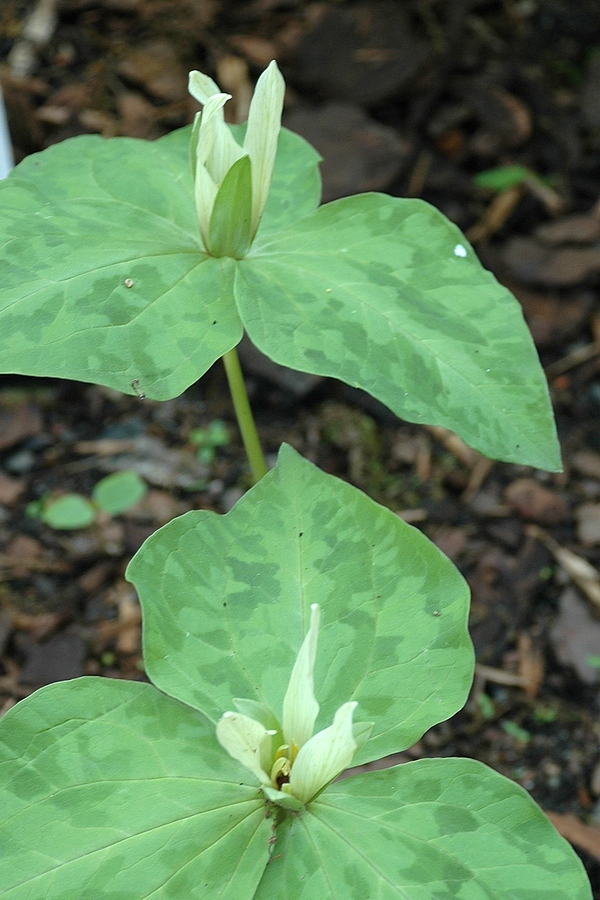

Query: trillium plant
left=0, top=62, right=592, bottom=898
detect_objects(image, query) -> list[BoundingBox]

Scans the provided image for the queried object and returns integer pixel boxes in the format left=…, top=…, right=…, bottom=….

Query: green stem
left=222, top=347, right=268, bottom=483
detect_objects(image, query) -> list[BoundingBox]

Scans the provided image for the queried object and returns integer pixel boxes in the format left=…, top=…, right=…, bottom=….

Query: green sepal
left=208, top=155, right=253, bottom=259
left=263, top=786, right=304, bottom=812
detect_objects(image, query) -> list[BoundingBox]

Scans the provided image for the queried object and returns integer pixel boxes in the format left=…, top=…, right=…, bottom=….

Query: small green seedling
left=189, top=418, right=229, bottom=465
left=0, top=62, right=591, bottom=898
left=27, top=470, right=147, bottom=529
left=474, top=164, right=533, bottom=191
left=533, top=705, right=558, bottom=724
left=474, top=163, right=557, bottom=195
left=502, top=719, right=532, bottom=744
left=476, top=691, right=496, bottom=719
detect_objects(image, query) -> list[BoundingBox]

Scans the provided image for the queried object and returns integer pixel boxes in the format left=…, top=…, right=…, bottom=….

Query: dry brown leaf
left=116, top=92, right=159, bottom=140
left=216, top=55, right=253, bottom=124
left=116, top=594, right=142, bottom=655
left=0, top=472, right=25, bottom=505
left=516, top=632, right=544, bottom=698
left=8, top=610, right=66, bottom=640
left=474, top=663, right=526, bottom=688
left=536, top=214, right=600, bottom=244
left=505, top=479, right=569, bottom=525
left=466, top=184, right=524, bottom=243
left=551, top=587, right=600, bottom=684
left=546, top=812, right=600, bottom=862
left=575, top=502, right=600, bottom=547
left=571, top=451, right=600, bottom=480
left=0, top=404, right=42, bottom=450
left=528, top=525, right=600, bottom=611
left=425, top=425, right=482, bottom=468
left=78, top=562, right=113, bottom=593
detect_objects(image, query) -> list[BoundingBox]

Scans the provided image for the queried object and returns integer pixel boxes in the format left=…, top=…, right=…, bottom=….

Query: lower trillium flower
left=188, top=61, right=284, bottom=259
left=216, top=604, right=370, bottom=808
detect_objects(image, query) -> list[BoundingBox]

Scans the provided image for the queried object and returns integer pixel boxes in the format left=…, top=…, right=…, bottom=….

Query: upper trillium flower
left=216, top=604, right=369, bottom=809
left=188, top=61, right=285, bottom=259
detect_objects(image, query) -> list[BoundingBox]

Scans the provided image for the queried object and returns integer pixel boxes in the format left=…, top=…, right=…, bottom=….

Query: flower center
left=270, top=741, right=299, bottom=789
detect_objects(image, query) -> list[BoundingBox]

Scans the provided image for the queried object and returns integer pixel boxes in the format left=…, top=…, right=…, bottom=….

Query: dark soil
left=2, top=0, right=600, bottom=892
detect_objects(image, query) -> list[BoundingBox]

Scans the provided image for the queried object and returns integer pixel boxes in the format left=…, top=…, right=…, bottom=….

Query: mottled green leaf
left=127, top=444, right=473, bottom=765
left=238, top=194, right=560, bottom=470
left=0, top=678, right=271, bottom=899
left=92, top=470, right=147, bottom=515
left=255, top=758, right=592, bottom=899
left=0, top=125, right=319, bottom=401
left=0, top=134, right=240, bottom=399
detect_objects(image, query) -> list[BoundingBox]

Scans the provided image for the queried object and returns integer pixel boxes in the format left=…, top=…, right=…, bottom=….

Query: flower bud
left=188, top=61, right=285, bottom=258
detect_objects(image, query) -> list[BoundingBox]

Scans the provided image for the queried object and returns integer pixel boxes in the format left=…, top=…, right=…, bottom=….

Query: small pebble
left=5, top=448, right=36, bottom=473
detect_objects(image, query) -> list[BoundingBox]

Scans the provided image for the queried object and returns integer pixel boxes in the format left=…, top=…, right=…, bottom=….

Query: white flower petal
left=289, top=701, right=358, bottom=804
left=189, top=83, right=247, bottom=252
left=192, top=93, right=228, bottom=244
left=188, top=70, right=221, bottom=105
left=194, top=91, right=244, bottom=185
left=243, top=60, right=285, bottom=238
left=282, top=603, right=320, bottom=750
left=216, top=711, right=274, bottom=786
left=194, top=93, right=229, bottom=164
left=208, top=116, right=246, bottom=186
left=193, top=166, right=218, bottom=248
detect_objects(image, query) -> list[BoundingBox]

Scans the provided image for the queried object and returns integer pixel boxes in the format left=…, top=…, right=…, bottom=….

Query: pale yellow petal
left=216, top=711, right=274, bottom=785
left=194, top=91, right=244, bottom=185
left=288, top=701, right=357, bottom=804
left=282, top=603, right=320, bottom=750
left=192, top=93, right=228, bottom=243
left=192, top=91, right=247, bottom=246
left=193, top=165, right=217, bottom=248
left=188, top=70, right=221, bottom=105
left=243, top=60, right=285, bottom=238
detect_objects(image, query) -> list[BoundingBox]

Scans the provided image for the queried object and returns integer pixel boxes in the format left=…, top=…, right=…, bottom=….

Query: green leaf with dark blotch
left=0, top=134, right=241, bottom=399
left=92, top=470, right=147, bottom=515
left=0, top=125, right=320, bottom=401
left=238, top=193, right=560, bottom=470
left=127, top=444, right=473, bottom=766
left=208, top=155, right=253, bottom=258
left=255, top=758, right=592, bottom=899
left=0, top=678, right=271, bottom=899
left=41, top=494, right=96, bottom=529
